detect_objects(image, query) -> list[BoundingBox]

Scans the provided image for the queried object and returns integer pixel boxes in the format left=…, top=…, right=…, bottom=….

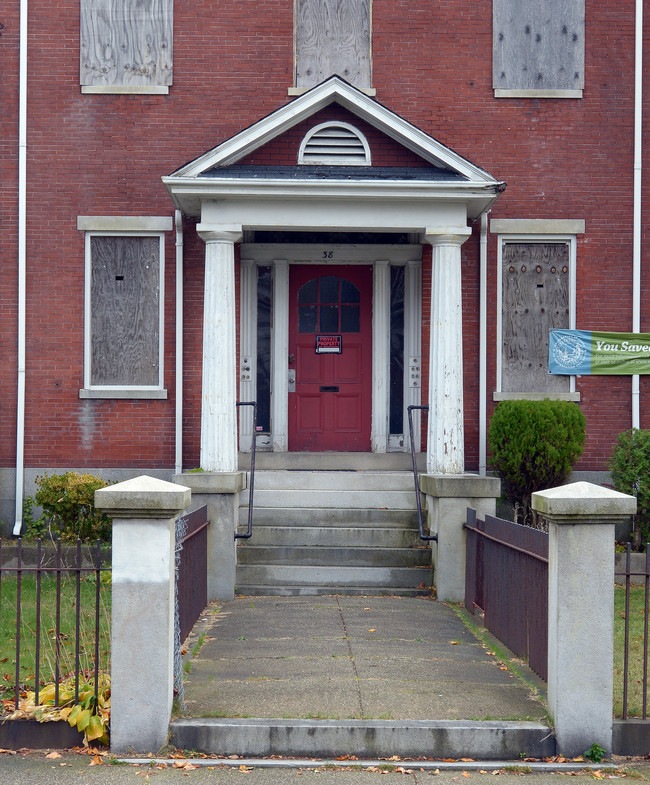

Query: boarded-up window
left=493, top=0, right=584, bottom=97
left=295, top=0, right=371, bottom=89
left=502, top=243, right=570, bottom=393
left=80, top=0, right=173, bottom=92
left=89, top=236, right=162, bottom=387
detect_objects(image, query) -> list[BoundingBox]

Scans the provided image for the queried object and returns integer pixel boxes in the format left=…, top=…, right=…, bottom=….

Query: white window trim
left=79, top=222, right=169, bottom=399
left=494, top=230, right=579, bottom=401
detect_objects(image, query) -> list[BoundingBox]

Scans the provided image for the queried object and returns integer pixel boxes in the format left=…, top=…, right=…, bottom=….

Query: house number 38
left=322, top=251, right=334, bottom=259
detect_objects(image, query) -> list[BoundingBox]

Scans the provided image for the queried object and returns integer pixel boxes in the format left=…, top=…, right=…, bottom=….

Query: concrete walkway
left=171, top=596, right=553, bottom=759
left=179, top=595, right=547, bottom=723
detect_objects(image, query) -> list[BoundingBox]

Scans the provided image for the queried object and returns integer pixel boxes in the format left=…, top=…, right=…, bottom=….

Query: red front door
left=288, top=265, right=372, bottom=451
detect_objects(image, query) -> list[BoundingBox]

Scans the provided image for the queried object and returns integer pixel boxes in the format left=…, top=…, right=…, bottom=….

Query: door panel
left=289, top=265, right=372, bottom=451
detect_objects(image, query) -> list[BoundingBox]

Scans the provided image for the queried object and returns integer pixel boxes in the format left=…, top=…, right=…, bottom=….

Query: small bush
left=32, top=472, right=112, bottom=543
left=488, top=399, right=586, bottom=525
left=610, top=428, right=650, bottom=550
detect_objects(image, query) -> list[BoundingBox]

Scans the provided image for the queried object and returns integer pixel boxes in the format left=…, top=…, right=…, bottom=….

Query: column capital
left=424, top=228, right=472, bottom=247
left=196, top=224, right=243, bottom=244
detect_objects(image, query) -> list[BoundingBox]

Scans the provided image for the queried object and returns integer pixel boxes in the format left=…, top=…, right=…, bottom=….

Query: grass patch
left=614, top=583, right=650, bottom=717
left=0, top=572, right=111, bottom=702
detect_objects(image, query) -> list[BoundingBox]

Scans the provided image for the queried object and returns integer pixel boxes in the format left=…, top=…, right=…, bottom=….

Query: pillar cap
left=174, top=471, right=246, bottom=494
left=532, top=481, right=636, bottom=520
left=95, top=475, right=191, bottom=518
left=420, top=473, right=501, bottom=498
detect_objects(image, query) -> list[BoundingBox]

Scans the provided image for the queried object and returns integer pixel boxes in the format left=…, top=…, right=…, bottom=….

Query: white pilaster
left=425, top=230, right=471, bottom=474
left=239, top=259, right=256, bottom=451
left=272, top=260, right=289, bottom=451
left=197, top=226, right=242, bottom=472
left=372, top=261, right=390, bottom=453
left=405, top=259, right=422, bottom=449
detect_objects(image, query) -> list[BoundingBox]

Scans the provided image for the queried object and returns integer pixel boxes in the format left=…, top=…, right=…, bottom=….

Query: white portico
left=164, top=77, right=504, bottom=475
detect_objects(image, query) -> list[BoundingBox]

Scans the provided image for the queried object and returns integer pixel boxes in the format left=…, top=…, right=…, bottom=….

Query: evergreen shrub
left=488, top=399, right=586, bottom=525
left=610, top=428, right=650, bottom=550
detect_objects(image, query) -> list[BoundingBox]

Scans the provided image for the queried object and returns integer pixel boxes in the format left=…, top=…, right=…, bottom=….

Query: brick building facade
left=0, top=0, right=646, bottom=534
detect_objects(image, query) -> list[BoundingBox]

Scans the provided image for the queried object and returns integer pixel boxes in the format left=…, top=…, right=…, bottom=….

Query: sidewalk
left=0, top=749, right=646, bottom=785
left=179, top=595, right=547, bottom=723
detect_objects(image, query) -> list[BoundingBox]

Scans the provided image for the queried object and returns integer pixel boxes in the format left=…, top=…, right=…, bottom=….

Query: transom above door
left=288, top=265, right=372, bottom=451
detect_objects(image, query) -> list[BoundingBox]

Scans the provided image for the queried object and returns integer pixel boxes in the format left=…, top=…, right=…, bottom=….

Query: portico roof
left=163, top=76, right=505, bottom=224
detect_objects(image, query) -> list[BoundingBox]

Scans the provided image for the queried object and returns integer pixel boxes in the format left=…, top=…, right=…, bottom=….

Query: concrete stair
left=235, top=470, right=433, bottom=596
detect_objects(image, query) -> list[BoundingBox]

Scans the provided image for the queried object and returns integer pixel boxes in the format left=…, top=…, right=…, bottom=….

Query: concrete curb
left=119, top=757, right=619, bottom=773
left=169, top=718, right=556, bottom=760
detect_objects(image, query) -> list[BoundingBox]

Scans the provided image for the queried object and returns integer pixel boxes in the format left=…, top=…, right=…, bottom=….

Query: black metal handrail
left=407, top=404, right=437, bottom=542
left=235, top=401, right=258, bottom=540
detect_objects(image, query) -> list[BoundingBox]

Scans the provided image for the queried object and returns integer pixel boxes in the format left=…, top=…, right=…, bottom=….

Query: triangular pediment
left=169, top=76, right=500, bottom=185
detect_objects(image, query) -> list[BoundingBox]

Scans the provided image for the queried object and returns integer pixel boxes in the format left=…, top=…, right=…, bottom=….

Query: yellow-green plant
left=34, top=472, right=112, bottom=542
left=25, top=675, right=110, bottom=746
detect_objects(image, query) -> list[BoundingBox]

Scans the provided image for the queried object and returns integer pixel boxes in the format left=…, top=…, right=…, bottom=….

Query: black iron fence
left=464, top=508, right=549, bottom=681
left=616, top=544, right=650, bottom=720
left=0, top=538, right=111, bottom=713
left=176, top=506, right=210, bottom=644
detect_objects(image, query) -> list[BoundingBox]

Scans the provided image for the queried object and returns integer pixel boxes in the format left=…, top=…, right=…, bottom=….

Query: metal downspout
left=479, top=211, right=489, bottom=475
left=175, top=210, right=184, bottom=475
left=13, top=0, right=28, bottom=535
left=632, top=0, right=643, bottom=429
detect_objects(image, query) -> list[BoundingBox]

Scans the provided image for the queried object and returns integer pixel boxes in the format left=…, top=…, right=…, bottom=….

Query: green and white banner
left=549, top=330, right=650, bottom=375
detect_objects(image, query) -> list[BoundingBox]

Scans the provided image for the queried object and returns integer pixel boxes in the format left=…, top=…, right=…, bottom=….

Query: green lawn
left=614, top=583, right=649, bottom=718
left=0, top=572, right=111, bottom=702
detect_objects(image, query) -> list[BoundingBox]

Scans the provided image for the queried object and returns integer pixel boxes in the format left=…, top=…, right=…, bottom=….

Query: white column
left=372, top=260, right=390, bottom=453
left=425, top=230, right=471, bottom=474
left=272, top=260, right=289, bottom=451
left=197, top=226, right=242, bottom=472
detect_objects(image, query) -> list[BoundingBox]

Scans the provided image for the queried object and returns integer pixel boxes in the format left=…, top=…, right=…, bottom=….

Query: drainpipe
left=13, top=0, right=29, bottom=536
left=174, top=210, right=184, bottom=475
left=632, top=0, right=643, bottom=429
left=479, top=211, right=489, bottom=476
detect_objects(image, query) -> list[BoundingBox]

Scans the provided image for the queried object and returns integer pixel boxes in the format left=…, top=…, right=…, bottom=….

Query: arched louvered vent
left=298, top=121, right=371, bottom=166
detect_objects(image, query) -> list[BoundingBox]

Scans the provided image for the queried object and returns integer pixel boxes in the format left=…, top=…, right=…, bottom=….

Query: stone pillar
left=95, top=476, right=191, bottom=753
left=197, top=226, right=242, bottom=472
left=420, top=473, right=500, bottom=603
left=425, top=231, right=471, bottom=475
left=532, top=481, right=637, bottom=757
left=174, top=471, right=246, bottom=601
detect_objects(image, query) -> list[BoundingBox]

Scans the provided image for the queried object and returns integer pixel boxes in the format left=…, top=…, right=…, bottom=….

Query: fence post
left=95, top=475, right=191, bottom=753
left=532, top=481, right=636, bottom=757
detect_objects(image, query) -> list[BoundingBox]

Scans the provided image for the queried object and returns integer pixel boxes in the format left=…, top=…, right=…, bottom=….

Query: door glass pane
left=256, top=266, right=272, bottom=432
left=320, top=304, right=339, bottom=332
left=299, top=304, right=317, bottom=333
left=341, top=279, right=360, bottom=303
left=389, top=266, right=405, bottom=435
left=319, top=276, right=339, bottom=303
left=340, top=304, right=360, bottom=332
left=299, top=278, right=317, bottom=303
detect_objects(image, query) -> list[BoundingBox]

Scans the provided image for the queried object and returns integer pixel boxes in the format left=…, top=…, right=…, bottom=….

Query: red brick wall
left=1, top=0, right=646, bottom=472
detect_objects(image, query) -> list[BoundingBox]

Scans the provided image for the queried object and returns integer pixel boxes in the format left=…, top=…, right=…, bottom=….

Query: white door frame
left=239, top=243, right=421, bottom=453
